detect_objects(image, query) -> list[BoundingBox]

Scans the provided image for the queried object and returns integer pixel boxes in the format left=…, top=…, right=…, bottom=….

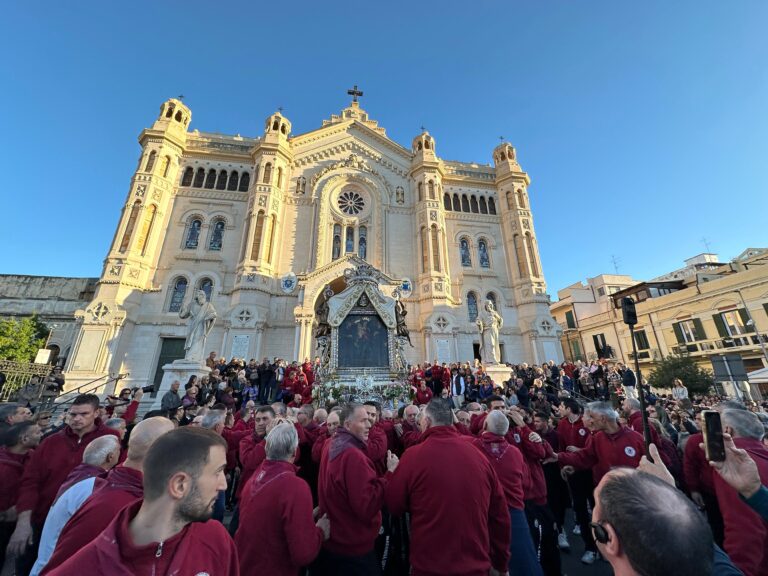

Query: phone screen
left=702, top=410, right=726, bottom=462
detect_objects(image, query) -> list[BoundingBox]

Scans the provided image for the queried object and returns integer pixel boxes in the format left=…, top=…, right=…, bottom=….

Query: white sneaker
left=581, top=551, right=597, bottom=565
left=573, top=524, right=581, bottom=535
left=558, top=532, right=570, bottom=550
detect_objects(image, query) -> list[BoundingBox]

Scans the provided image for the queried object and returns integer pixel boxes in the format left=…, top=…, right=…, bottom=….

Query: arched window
left=185, top=218, right=202, bottom=249
left=345, top=227, right=354, bottom=254
left=198, top=278, right=213, bottom=301
left=281, top=124, right=287, bottom=135
left=358, top=226, right=367, bottom=260
left=526, top=233, right=539, bottom=276
left=250, top=211, right=265, bottom=260
left=470, top=195, right=479, bottom=213
left=332, top=224, right=341, bottom=260
left=119, top=201, right=141, bottom=253
left=277, top=167, right=283, bottom=188
left=421, top=227, right=429, bottom=273
left=145, top=150, right=156, bottom=172
left=488, top=197, right=497, bottom=215
left=479, top=197, right=488, bottom=214
left=478, top=239, right=490, bottom=268
left=443, top=193, right=452, bottom=211
left=461, top=195, right=470, bottom=212
left=208, top=220, right=225, bottom=251
left=169, top=277, right=188, bottom=312
left=227, top=171, right=239, bottom=191
left=514, top=234, right=527, bottom=278
left=165, top=106, right=174, bottom=119
left=467, top=292, right=479, bottom=322
left=175, top=111, right=182, bottom=122
left=417, top=182, right=423, bottom=202
left=431, top=226, right=441, bottom=272
left=272, top=119, right=280, bottom=130
left=516, top=189, right=526, bottom=209
left=216, top=170, right=228, bottom=190
left=161, top=156, right=171, bottom=178
left=452, top=194, right=461, bottom=211
left=240, top=216, right=251, bottom=261
left=263, top=163, right=272, bottom=184
left=193, top=168, right=205, bottom=188
left=239, top=171, right=250, bottom=191
left=428, top=180, right=435, bottom=200
left=265, top=216, right=276, bottom=264
left=486, top=292, right=498, bottom=311
left=460, top=237, right=472, bottom=267
left=181, top=167, right=194, bottom=187
left=136, top=204, right=157, bottom=256
left=204, top=169, right=216, bottom=189
left=506, top=190, right=514, bottom=210
left=254, top=164, right=260, bottom=183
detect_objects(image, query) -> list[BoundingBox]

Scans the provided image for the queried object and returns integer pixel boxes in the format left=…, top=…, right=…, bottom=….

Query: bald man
left=40, top=417, right=174, bottom=575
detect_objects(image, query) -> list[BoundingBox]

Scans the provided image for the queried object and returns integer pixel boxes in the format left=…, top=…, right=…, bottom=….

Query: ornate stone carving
left=395, top=186, right=405, bottom=205
left=88, top=302, right=110, bottom=322
left=135, top=184, right=146, bottom=197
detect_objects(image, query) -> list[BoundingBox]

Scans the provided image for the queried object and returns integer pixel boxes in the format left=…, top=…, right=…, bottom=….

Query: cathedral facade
left=65, top=96, right=562, bottom=392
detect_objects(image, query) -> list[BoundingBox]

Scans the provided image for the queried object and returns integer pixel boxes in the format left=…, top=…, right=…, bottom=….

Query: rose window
left=337, top=191, right=365, bottom=215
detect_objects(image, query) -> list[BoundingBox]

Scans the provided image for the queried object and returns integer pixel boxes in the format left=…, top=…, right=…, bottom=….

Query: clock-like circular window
left=337, top=190, right=365, bottom=215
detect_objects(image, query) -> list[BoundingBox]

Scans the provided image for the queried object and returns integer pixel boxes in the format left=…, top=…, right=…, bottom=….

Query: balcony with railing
left=627, top=348, right=662, bottom=362
left=671, top=334, right=767, bottom=356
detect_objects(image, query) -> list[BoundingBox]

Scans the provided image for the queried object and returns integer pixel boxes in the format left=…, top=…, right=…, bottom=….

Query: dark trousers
left=567, top=470, right=596, bottom=552
left=510, top=507, right=544, bottom=576
left=543, top=464, right=570, bottom=532
left=703, top=491, right=725, bottom=548
left=311, top=548, right=381, bottom=576
left=14, top=522, right=43, bottom=576
left=0, top=521, right=14, bottom=570
left=525, top=500, right=562, bottom=576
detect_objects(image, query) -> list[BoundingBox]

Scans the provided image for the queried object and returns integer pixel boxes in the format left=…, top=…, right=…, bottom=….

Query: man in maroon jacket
left=7, top=394, right=119, bottom=572
left=45, top=427, right=238, bottom=575
left=394, top=404, right=421, bottom=453
left=316, top=403, right=399, bottom=575
left=235, top=423, right=329, bottom=575
left=386, top=399, right=510, bottom=576
left=40, top=416, right=174, bottom=574
left=713, top=409, right=768, bottom=576
left=474, top=410, right=540, bottom=576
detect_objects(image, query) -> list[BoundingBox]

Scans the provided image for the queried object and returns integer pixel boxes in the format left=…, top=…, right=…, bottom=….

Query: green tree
left=647, top=353, right=715, bottom=395
left=0, top=315, right=50, bottom=362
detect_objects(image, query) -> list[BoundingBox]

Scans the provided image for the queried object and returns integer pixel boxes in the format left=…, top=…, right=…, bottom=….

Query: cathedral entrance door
left=151, top=338, right=185, bottom=395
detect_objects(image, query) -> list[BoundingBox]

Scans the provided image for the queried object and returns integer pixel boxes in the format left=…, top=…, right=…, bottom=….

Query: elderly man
left=0, top=403, right=33, bottom=441
left=316, top=403, right=398, bottom=575
left=235, top=423, right=329, bottom=575
left=41, top=417, right=175, bottom=574
left=474, top=410, right=540, bottom=576
left=44, top=427, right=238, bottom=575
left=30, top=436, right=121, bottom=576
left=7, top=394, right=119, bottom=572
left=312, top=411, right=340, bottom=464
left=394, top=404, right=421, bottom=452
left=386, top=399, right=510, bottom=576
left=713, top=409, right=768, bottom=576
left=592, top=469, right=713, bottom=576
left=161, top=380, right=183, bottom=412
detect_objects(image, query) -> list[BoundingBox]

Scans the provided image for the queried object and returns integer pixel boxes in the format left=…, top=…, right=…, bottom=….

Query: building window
left=345, top=227, right=354, bottom=253
left=145, top=150, right=156, bottom=172
left=204, top=169, right=216, bottom=189
left=428, top=180, right=435, bottom=200
left=161, top=156, right=171, bottom=178
left=673, top=319, right=705, bottom=344
left=227, top=171, right=239, bottom=191
left=332, top=224, right=341, bottom=260
left=216, top=170, right=228, bottom=190
left=358, top=226, right=367, bottom=260
left=633, top=329, right=650, bottom=350
left=418, top=182, right=423, bottom=202
left=597, top=287, right=606, bottom=297
left=506, top=191, right=514, bottom=210
left=198, top=278, right=213, bottom=301
left=250, top=211, right=265, bottom=260
left=460, top=237, right=472, bottom=267
left=338, top=190, right=365, bottom=215
left=431, top=226, right=441, bottom=272
left=461, top=195, right=470, bottom=212
left=478, top=239, right=490, bottom=268
left=208, top=220, right=225, bottom=251
left=467, top=292, right=479, bottom=322
left=263, top=163, right=272, bottom=184
left=239, top=171, right=250, bottom=191
left=119, top=201, right=141, bottom=253
left=421, top=227, right=429, bottom=273
left=277, top=167, right=283, bottom=188
left=185, top=219, right=202, bottom=249
left=565, top=310, right=576, bottom=330
left=516, top=189, right=526, bottom=209
left=181, top=167, right=194, bottom=186
left=443, top=193, right=452, bottom=211
left=136, top=204, right=157, bottom=256
left=452, top=194, right=461, bottom=211
left=513, top=234, right=527, bottom=278
left=488, top=197, right=497, bottom=215
left=193, top=168, right=205, bottom=188
left=486, top=292, right=498, bottom=311
left=525, top=233, right=539, bottom=276
left=470, top=196, right=479, bottom=213
left=479, top=197, right=488, bottom=214
left=169, top=277, right=188, bottom=312
left=714, top=309, right=754, bottom=339
left=593, top=333, right=609, bottom=358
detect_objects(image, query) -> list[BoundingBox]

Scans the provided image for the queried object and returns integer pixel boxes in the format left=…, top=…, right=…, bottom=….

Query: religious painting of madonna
left=338, top=314, right=389, bottom=368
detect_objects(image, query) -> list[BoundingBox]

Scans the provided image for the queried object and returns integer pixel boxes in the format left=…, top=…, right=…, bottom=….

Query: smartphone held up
left=701, top=410, right=726, bottom=463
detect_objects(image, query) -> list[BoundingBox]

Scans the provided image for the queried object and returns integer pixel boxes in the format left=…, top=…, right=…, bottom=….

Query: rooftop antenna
left=701, top=236, right=713, bottom=253
left=610, top=255, right=621, bottom=274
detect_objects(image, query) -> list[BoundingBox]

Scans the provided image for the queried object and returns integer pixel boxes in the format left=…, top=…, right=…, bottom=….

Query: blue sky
left=1, top=1, right=766, bottom=295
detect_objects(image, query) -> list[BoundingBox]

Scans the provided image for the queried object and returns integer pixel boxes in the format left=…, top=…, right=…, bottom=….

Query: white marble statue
left=476, top=299, right=503, bottom=364
left=179, top=289, right=217, bottom=364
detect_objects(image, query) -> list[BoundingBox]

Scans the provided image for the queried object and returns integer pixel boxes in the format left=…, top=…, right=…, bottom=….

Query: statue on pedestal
left=393, top=289, right=412, bottom=346
left=476, top=300, right=502, bottom=364
left=179, top=290, right=217, bottom=364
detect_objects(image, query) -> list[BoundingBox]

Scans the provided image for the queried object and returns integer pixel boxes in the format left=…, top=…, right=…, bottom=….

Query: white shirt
left=31, top=477, right=97, bottom=576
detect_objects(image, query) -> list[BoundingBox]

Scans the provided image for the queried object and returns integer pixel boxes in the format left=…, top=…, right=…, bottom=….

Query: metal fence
left=0, top=359, right=54, bottom=402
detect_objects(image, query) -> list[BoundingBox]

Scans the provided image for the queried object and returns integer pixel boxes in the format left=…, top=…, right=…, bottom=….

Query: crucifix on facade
left=347, top=85, right=364, bottom=102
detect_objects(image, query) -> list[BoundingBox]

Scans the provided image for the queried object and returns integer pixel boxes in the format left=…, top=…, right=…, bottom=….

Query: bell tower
left=237, top=111, right=293, bottom=277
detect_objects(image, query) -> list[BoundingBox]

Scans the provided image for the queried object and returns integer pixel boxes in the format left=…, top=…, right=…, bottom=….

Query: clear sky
left=2, top=1, right=766, bottom=296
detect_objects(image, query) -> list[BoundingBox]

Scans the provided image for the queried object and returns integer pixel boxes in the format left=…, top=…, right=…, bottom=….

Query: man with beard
left=45, top=427, right=237, bottom=575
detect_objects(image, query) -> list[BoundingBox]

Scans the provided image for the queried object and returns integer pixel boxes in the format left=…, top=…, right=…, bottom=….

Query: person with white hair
left=553, top=402, right=646, bottom=488
left=30, top=435, right=121, bottom=576
left=235, top=423, right=329, bottom=575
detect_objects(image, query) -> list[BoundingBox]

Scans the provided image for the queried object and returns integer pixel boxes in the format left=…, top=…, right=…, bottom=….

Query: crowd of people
left=0, top=353, right=767, bottom=576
